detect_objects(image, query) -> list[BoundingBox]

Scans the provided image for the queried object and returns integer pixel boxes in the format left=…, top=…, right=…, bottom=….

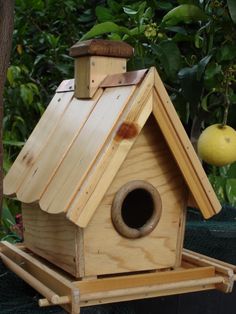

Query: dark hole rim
left=111, top=180, right=162, bottom=239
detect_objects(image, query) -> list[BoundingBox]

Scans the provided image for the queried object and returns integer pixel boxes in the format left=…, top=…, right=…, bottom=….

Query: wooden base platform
left=1, top=241, right=236, bottom=314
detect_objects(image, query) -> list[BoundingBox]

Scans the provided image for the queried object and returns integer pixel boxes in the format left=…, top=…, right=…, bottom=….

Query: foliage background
left=2, top=0, right=236, bottom=241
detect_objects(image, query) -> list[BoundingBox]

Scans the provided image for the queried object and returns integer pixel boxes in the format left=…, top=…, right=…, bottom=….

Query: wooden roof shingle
left=4, top=67, right=221, bottom=227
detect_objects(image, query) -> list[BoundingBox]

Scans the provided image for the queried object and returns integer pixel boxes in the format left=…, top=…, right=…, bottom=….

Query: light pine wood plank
left=74, top=56, right=126, bottom=98
left=76, top=266, right=215, bottom=294
left=16, top=89, right=103, bottom=203
left=83, top=116, right=187, bottom=276
left=40, top=85, right=136, bottom=214
left=153, top=69, right=221, bottom=218
left=4, top=90, right=74, bottom=197
left=22, top=203, right=84, bottom=278
left=76, top=92, right=152, bottom=228
left=66, top=68, right=155, bottom=226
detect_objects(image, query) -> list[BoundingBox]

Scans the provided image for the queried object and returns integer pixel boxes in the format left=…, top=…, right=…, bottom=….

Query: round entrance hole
left=111, top=180, right=162, bottom=239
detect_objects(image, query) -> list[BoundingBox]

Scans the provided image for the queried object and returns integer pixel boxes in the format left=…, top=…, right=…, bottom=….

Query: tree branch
left=0, top=0, right=15, bottom=217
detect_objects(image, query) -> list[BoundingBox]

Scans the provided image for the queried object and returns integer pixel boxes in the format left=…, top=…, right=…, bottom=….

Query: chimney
left=70, top=39, right=134, bottom=99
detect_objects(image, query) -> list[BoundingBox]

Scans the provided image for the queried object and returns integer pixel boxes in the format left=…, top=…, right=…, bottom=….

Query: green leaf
left=204, top=62, right=222, bottom=89
left=31, top=0, right=44, bottom=10
left=227, top=162, right=236, bottom=178
left=197, top=55, right=212, bottom=79
left=153, top=40, right=182, bottom=80
left=227, top=0, right=236, bottom=24
left=3, top=140, right=25, bottom=147
left=20, top=84, right=34, bottom=105
left=201, top=90, right=215, bottom=111
left=226, top=178, right=236, bottom=206
left=194, top=33, right=203, bottom=48
left=217, top=45, right=236, bottom=62
left=107, top=0, right=121, bottom=12
left=122, top=25, right=146, bottom=40
left=3, top=151, right=12, bottom=173
left=162, top=4, right=207, bottom=26
left=7, top=66, right=21, bottom=86
left=80, top=22, right=130, bottom=41
left=27, top=83, right=39, bottom=95
left=2, top=199, right=15, bottom=229
left=178, top=56, right=211, bottom=107
left=157, top=1, right=173, bottom=11
left=108, top=33, right=122, bottom=41
left=96, top=6, right=114, bottom=22
left=178, top=65, right=202, bottom=107
left=208, top=174, right=227, bottom=204
left=143, top=7, right=153, bottom=20
left=123, top=6, right=138, bottom=15
left=219, top=164, right=231, bottom=178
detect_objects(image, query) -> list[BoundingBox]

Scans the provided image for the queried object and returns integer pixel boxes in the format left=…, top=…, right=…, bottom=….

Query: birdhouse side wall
left=83, top=115, right=187, bottom=276
left=22, top=203, right=84, bottom=277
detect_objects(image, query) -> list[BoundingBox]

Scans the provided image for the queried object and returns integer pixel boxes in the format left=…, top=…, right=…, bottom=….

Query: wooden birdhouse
left=1, top=39, right=236, bottom=313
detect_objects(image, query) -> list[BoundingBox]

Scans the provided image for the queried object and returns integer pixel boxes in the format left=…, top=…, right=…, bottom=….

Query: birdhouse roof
left=4, top=67, right=221, bottom=227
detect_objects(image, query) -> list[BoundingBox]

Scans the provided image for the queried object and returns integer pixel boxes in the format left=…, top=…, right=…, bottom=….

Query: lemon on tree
left=197, top=124, right=236, bottom=166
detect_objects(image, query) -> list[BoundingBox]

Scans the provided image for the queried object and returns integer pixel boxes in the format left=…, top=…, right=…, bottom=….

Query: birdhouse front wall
left=83, top=115, right=187, bottom=277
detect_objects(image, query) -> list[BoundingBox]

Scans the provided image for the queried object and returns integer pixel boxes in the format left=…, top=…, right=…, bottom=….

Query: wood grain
left=16, top=89, right=102, bottom=203
left=66, top=67, right=154, bottom=227
left=3, top=241, right=232, bottom=311
left=22, top=203, right=84, bottom=278
left=4, top=90, right=74, bottom=197
left=40, top=85, right=136, bottom=214
left=83, top=116, right=187, bottom=276
left=70, top=39, right=134, bottom=58
left=74, top=56, right=126, bottom=98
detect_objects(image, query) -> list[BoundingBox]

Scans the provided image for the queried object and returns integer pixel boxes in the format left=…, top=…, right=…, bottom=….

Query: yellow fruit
left=197, top=124, right=236, bottom=166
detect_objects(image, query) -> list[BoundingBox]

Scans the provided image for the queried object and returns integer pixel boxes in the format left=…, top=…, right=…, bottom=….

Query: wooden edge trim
left=74, top=266, right=220, bottom=306
left=100, top=69, right=148, bottom=88
left=56, top=79, right=75, bottom=93
left=79, top=276, right=224, bottom=303
left=183, top=249, right=236, bottom=274
left=183, top=249, right=236, bottom=293
left=153, top=69, right=221, bottom=218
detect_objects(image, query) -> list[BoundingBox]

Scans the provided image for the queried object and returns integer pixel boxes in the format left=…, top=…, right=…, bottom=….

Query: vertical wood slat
left=153, top=70, right=221, bottom=218
left=3, top=90, right=74, bottom=197
left=40, top=85, right=136, bottom=214
left=66, top=67, right=155, bottom=227
left=16, top=89, right=103, bottom=203
left=77, top=93, right=153, bottom=229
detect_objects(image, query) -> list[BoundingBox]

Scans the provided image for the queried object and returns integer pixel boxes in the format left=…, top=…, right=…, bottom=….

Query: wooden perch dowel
left=39, top=296, right=70, bottom=307
left=80, top=276, right=224, bottom=302
left=0, top=253, right=61, bottom=305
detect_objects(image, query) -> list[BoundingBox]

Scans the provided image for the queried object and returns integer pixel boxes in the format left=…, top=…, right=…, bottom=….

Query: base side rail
left=1, top=241, right=236, bottom=313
